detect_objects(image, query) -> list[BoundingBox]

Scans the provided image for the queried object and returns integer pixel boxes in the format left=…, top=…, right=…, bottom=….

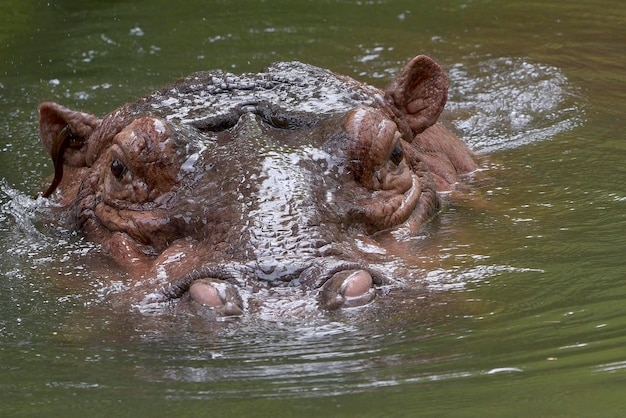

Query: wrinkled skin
left=37, top=55, right=476, bottom=316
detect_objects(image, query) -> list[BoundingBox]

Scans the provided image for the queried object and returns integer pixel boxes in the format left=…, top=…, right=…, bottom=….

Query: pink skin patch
left=189, top=280, right=224, bottom=307
left=341, top=270, right=373, bottom=298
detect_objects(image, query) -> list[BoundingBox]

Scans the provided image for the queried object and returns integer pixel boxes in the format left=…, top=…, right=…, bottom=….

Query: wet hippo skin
left=38, top=55, right=477, bottom=316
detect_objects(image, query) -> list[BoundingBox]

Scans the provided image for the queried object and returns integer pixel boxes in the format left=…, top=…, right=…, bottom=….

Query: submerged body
left=38, top=55, right=476, bottom=316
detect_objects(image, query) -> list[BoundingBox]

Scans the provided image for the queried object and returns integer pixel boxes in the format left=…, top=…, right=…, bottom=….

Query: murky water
left=1, top=0, right=625, bottom=416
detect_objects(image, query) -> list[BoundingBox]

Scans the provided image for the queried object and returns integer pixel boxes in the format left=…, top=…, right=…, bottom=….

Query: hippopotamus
left=37, top=54, right=476, bottom=316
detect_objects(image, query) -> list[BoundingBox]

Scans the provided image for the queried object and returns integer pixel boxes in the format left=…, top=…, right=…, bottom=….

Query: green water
left=1, top=0, right=625, bottom=416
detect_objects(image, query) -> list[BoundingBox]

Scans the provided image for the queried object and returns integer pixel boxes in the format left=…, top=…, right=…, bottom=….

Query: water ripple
left=446, top=56, right=585, bottom=152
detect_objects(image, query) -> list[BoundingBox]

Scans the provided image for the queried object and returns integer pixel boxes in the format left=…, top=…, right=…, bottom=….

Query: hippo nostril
left=189, top=280, right=224, bottom=307
left=319, top=269, right=376, bottom=310
left=340, top=270, right=373, bottom=297
left=189, top=279, right=244, bottom=317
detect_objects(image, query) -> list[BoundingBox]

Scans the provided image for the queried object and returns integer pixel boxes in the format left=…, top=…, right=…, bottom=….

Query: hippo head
left=38, top=55, right=476, bottom=315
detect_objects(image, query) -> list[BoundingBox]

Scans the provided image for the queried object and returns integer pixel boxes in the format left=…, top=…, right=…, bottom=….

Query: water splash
left=0, top=179, right=101, bottom=289
left=1, top=179, right=53, bottom=248
left=446, top=57, right=584, bottom=152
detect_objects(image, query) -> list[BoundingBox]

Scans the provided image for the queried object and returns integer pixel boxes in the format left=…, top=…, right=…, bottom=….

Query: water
left=1, top=0, right=625, bottom=416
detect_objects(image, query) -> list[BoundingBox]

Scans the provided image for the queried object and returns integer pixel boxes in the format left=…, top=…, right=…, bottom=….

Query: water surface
left=1, top=0, right=625, bottom=416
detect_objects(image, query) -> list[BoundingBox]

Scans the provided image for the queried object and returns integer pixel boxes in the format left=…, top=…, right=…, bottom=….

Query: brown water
left=1, top=0, right=625, bottom=416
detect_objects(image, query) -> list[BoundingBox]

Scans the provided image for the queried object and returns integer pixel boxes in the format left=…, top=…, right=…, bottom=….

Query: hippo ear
left=38, top=102, right=102, bottom=198
left=385, top=55, right=448, bottom=134
left=39, top=101, right=101, bottom=168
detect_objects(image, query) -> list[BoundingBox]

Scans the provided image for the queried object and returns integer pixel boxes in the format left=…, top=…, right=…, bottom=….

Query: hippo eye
left=390, top=145, right=404, bottom=166
left=110, top=159, right=128, bottom=180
